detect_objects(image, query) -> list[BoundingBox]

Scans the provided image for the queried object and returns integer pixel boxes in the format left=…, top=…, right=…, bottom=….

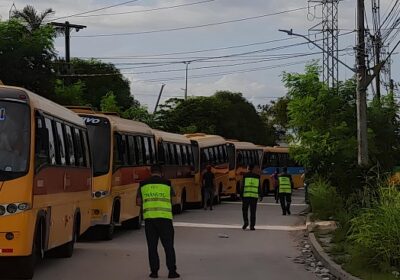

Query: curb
left=306, top=217, right=360, bottom=280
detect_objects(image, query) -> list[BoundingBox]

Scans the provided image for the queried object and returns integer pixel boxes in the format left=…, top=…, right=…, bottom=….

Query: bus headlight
left=0, top=203, right=30, bottom=216
left=6, top=204, right=17, bottom=214
left=18, top=203, right=29, bottom=211
left=92, top=190, right=109, bottom=199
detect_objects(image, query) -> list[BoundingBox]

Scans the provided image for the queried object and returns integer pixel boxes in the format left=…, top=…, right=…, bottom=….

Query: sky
left=0, top=0, right=399, bottom=111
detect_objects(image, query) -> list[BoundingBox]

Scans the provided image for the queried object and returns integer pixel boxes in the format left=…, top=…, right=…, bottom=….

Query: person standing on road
left=241, top=163, right=262, bottom=230
left=202, top=165, right=215, bottom=210
left=271, top=168, right=280, bottom=203
left=278, top=167, right=294, bottom=216
left=137, top=165, right=180, bottom=279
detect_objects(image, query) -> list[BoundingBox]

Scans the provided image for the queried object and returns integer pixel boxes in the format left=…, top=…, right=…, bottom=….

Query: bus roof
left=76, top=111, right=153, bottom=135
left=184, top=133, right=226, bottom=148
left=226, top=140, right=262, bottom=150
left=263, top=146, right=289, bottom=153
left=0, top=86, right=85, bottom=127
left=154, top=130, right=191, bottom=144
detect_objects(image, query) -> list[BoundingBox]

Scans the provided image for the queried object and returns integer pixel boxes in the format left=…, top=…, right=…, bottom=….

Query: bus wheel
left=122, top=214, right=142, bottom=230
left=230, top=194, right=238, bottom=201
left=263, top=181, right=270, bottom=196
left=176, top=191, right=186, bottom=214
left=53, top=215, right=79, bottom=258
left=17, top=219, right=45, bottom=279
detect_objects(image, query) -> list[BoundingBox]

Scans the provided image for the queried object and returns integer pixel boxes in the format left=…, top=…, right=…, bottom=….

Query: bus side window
left=44, top=118, right=56, bottom=165
left=187, top=146, right=193, bottom=166
left=218, top=146, right=224, bottom=164
left=162, top=142, right=169, bottom=164
left=208, top=148, right=215, bottom=164
left=72, top=128, right=84, bottom=167
left=214, top=146, right=220, bottom=164
left=175, top=144, right=182, bottom=166
left=181, top=145, right=188, bottom=165
left=35, top=115, right=49, bottom=170
left=143, top=137, right=151, bottom=165
left=81, top=130, right=91, bottom=168
left=150, top=137, right=156, bottom=164
left=55, top=122, right=66, bottom=166
left=64, top=125, right=75, bottom=166
left=128, top=136, right=136, bottom=165
left=136, top=136, right=144, bottom=165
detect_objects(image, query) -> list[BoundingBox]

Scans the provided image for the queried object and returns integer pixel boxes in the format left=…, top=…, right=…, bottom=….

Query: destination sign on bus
left=80, top=115, right=109, bottom=126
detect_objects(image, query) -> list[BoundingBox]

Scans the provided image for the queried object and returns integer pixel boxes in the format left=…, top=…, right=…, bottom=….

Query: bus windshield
left=0, top=101, right=30, bottom=178
left=82, top=116, right=111, bottom=177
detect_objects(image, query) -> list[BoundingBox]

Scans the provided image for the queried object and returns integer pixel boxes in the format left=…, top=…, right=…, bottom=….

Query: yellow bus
left=185, top=133, right=230, bottom=202
left=226, top=141, right=263, bottom=197
left=260, top=146, right=305, bottom=195
left=69, top=108, right=154, bottom=240
left=0, top=86, right=92, bottom=279
left=153, top=130, right=199, bottom=212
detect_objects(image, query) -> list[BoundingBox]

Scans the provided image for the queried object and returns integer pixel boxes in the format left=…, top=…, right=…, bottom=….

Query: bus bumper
left=0, top=212, right=35, bottom=257
left=90, top=197, right=112, bottom=226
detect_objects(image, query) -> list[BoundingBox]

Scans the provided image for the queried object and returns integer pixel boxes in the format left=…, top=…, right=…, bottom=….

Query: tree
left=123, top=105, right=155, bottom=127
left=64, top=59, right=138, bottom=110
left=155, top=91, right=275, bottom=145
left=258, top=96, right=290, bottom=142
left=100, top=92, right=121, bottom=113
left=11, top=5, right=54, bottom=32
left=54, top=79, right=85, bottom=106
left=0, top=19, right=56, bottom=97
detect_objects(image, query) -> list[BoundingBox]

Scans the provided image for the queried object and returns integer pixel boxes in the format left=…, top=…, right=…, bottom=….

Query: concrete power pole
left=356, top=0, right=369, bottom=166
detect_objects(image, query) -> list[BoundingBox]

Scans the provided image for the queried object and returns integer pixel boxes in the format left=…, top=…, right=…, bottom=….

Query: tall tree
left=0, top=20, right=56, bottom=97
left=62, top=59, right=138, bottom=110
left=155, top=91, right=275, bottom=145
left=11, top=5, right=54, bottom=32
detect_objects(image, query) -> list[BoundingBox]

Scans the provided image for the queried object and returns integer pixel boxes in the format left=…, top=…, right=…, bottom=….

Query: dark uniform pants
left=279, top=193, right=292, bottom=213
left=242, top=197, right=258, bottom=227
left=145, top=219, right=177, bottom=273
left=203, top=188, right=214, bottom=209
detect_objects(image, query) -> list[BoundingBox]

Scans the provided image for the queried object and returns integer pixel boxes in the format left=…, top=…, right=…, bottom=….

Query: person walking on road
left=137, top=165, right=180, bottom=279
left=278, top=167, right=294, bottom=216
left=271, top=168, right=280, bottom=203
left=241, top=163, right=262, bottom=230
left=202, top=165, right=215, bottom=210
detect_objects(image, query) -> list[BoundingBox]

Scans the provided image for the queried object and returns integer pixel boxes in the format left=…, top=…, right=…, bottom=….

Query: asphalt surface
left=33, top=190, right=317, bottom=280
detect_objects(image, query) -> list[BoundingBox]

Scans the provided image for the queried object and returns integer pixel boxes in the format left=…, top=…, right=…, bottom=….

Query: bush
left=349, top=185, right=400, bottom=269
left=309, top=178, right=343, bottom=220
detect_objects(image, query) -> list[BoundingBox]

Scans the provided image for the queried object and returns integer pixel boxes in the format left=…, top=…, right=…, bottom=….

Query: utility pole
left=356, top=0, right=369, bottom=166
left=8, top=3, right=16, bottom=19
left=184, top=61, right=190, bottom=100
left=50, top=21, right=86, bottom=66
left=153, top=84, right=166, bottom=114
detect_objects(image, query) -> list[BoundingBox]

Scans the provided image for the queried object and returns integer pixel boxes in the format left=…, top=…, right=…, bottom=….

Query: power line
left=79, top=37, right=298, bottom=59
left=73, top=6, right=316, bottom=38
left=72, top=0, right=215, bottom=18
left=46, top=0, right=142, bottom=22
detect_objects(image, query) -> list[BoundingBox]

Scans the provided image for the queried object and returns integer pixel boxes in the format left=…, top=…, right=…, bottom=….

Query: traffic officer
left=278, top=167, right=294, bottom=215
left=137, top=165, right=180, bottom=279
left=241, top=163, right=262, bottom=230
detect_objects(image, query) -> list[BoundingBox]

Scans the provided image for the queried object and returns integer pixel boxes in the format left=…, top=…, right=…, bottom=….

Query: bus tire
left=53, top=214, right=79, bottom=258
left=176, top=191, right=186, bottom=214
left=17, top=218, right=45, bottom=279
left=122, top=214, right=142, bottom=230
left=262, top=180, right=270, bottom=196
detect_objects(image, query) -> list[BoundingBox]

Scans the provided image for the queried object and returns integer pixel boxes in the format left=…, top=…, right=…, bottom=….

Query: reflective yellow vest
left=141, top=183, right=173, bottom=220
left=243, top=177, right=260, bottom=198
left=278, top=176, right=292, bottom=194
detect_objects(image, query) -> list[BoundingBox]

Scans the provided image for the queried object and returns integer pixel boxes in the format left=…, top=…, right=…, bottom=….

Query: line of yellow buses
left=0, top=86, right=303, bottom=279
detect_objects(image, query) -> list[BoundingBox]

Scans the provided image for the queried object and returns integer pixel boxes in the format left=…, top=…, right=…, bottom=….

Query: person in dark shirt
left=202, top=165, right=215, bottom=210
left=271, top=168, right=280, bottom=203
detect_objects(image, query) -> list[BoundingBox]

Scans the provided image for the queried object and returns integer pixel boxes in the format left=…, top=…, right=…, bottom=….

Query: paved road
left=34, top=190, right=317, bottom=280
